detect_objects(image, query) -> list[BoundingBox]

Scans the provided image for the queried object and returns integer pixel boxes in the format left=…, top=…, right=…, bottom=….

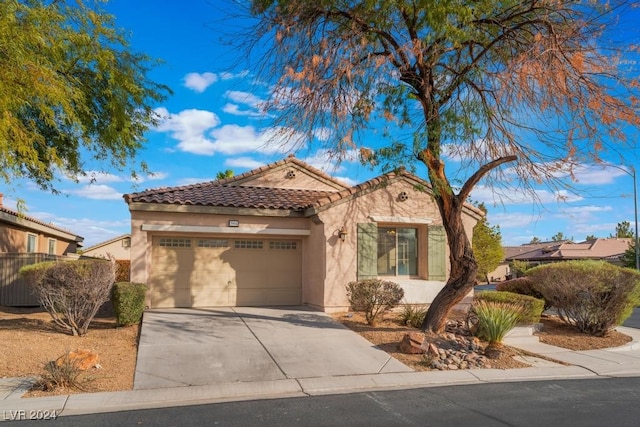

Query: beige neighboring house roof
left=0, top=198, right=84, bottom=245
left=505, top=238, right=632, bottom=263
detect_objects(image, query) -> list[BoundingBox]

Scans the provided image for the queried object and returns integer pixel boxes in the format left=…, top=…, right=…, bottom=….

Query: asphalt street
left=8, top=377, right=640, bottom=427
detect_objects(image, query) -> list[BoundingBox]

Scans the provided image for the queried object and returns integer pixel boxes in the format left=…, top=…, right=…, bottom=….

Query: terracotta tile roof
left=125, top=158, right=484, bottom=218
left=125, top=182, right=334, bottom=211
left=506, top=238, right=632, bottom=261
left=0, top=205, right=83, bottom=241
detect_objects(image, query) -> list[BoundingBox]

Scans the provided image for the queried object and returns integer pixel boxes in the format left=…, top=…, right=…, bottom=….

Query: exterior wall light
left=338, top=226, right=348, bottom=242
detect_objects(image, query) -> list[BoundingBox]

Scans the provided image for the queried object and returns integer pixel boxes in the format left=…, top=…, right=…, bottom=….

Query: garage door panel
left=236, top=289, right=301, bottom=306
left=150, top=236, right=302, bottom=308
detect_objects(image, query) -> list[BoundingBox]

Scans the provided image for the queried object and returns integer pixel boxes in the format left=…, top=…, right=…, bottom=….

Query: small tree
left=612, top=221, right=635, bottom=238
left=21, top=259, right=116, bottom=336
left=346, top=279, right=404, bottom=326
left=472, top=203, right=504, bottom=283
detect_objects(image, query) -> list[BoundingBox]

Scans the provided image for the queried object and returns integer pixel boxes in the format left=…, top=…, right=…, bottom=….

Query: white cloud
left=302, top=149, right=358, bottom=173
left=71, top=185, right=123, bottom=200
left=132, top=171, right=169, bottom=183
left=225, top=157, right=265, bottom=169
left=486, top=211, right=541, bottom=229
left=225, top=90, right=263, bottom=108
left=313, top=127, right=333, bottom=142
left=471, top=185, right=583, bottom=205
left=333, top=176, right=357, bottom=186
left=209, top=125, right=304, bottom=155
left=154, top=107, right=221, bottom=155
left=26, top=213, right=130, bottom=247
left=74, top=171, right=123, bottom=184
left=176, top=177, right=209, bottom=186
left=183, top=72, right=218, bottom=93
left=220, top=70, right=249, bottom=80
left=222, top=103, right=264, bottom=117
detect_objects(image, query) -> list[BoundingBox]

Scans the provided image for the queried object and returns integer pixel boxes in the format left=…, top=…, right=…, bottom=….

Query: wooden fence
left=0, top=253, right=63, bottom=306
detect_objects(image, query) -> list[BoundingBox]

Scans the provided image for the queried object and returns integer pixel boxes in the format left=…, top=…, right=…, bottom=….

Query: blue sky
left=2, top=1, right=639, bottom=248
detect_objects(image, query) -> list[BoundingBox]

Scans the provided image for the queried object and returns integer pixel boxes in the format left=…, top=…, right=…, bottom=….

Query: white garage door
left=150, top=236, right=302, bottom=308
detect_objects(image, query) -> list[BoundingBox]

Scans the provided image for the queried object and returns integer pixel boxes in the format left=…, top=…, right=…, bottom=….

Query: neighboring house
left=125, top=156, right=482, bottom=312
left=82, top=234, right=131, bottom=260
left=0, top=194, right=83, bottom=255
left=0, top=193, right=84, bottom=305
left=488, top=238, right=633, bottom=281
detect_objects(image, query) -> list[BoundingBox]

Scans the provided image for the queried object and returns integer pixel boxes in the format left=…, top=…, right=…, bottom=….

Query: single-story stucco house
left=125, top=156, right=482, bottom=312
left=82, top=234, right=131, bottom=261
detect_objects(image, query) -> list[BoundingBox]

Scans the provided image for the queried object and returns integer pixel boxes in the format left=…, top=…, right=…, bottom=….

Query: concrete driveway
left=134, top=307, right=412, bottom=390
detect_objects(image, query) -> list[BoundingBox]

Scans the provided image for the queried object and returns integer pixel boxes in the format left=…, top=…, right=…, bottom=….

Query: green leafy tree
left=529, top=237, right=542, bottom=244
left=244, top=1, right=640, bottom=332
left=551, top=232, right=570, bottom=242
left=0, top=0, right=170, bottom=192
left=620, top=241, right=637, bottom=269
left=585, top=234, right=598, bottom=241
left=215, top=169, right=234, bottom=180
left=612, top=221, right=635, bottom=238
left=472, top=204, right=504, bottom=284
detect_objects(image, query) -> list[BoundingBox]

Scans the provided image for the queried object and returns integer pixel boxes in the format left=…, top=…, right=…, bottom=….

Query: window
left=198, top=239, right=228, bottom=248
left=269, top=241, right=297, bottom=250
left=377, top=228, right=417, bottom=276
left=26, top=234, right=37, bottom=253
left=158, top=238, right=191, bottom=248
left=234, top=240, right=263, bottom=249
left=48, top=239, right=56, bottom=255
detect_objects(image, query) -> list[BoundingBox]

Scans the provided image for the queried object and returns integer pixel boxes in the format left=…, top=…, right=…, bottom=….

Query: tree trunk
left=421, top=195, right=479, bottom=333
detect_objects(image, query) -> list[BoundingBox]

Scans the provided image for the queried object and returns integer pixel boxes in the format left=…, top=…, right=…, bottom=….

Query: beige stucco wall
left=83, top=238, right=131, bottom=260
left=231, top=164, right=344, bottom=191
left=313, top=179, right=479, bottom=311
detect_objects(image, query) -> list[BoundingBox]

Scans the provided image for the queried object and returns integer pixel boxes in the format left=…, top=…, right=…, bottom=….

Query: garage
left=149, top=236, right=302, bottom=308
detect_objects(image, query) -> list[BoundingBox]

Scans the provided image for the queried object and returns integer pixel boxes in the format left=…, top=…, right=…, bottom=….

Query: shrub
left=20, top=259, right=115, bottom=336
left=115, top=260, right=131, bottom=282
left=346, top=279, right=404, bottom=325
left=34, top=355, right=90, bottom=392
left=472, top=300, right=524, bottom=345
left=496, top=277, right=547, bottom=304
left=111, top=282, right=147, bottom=326
left=475, top=290, right=545, bottom=324
left=399, top=304, right=428, bottom=328
left=527, top=261, right=640, bottom=336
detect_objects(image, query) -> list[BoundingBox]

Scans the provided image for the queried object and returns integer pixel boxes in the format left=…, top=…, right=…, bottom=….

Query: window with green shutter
left=357, top=223, right=378, bottom=280
left=427, top=225, right=446, bottom=281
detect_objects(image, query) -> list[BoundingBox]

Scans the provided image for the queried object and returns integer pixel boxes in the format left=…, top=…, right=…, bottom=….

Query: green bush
left=111, top=282, right=147, bottom=326
left=399, top=304, right=428, bottom=328
left=20, top=259, right=115, bottom=336
left=496, top=277, right=545, bottom=301
left=527, top=261, right=640, bottom=336
left=346, top=279, right=404, bottom=325
left=473, top=300, right=524, bottom=345
left=475, top=290, right=545, bottom=324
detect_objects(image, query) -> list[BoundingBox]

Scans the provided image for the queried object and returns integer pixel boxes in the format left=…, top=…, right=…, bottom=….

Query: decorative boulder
left=56, top=349, right=100, bottom=371
left=399, top=332, right=426, bottom=354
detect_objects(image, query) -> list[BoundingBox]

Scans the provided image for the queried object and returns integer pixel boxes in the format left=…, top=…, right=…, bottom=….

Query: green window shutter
left=428, top=225, right=446, bottom=281
left=357, top=223, right=378, bottom=280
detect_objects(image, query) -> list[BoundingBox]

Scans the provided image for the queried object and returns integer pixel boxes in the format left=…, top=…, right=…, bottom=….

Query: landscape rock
left=55, top=349, right=99, bottom=371
left=399, top=332, right=426, bottom=354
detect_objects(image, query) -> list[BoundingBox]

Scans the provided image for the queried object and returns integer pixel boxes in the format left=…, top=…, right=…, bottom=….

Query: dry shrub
left=346, top=279, right=404, bottom=325
left=527, top=261, right=640, bottom=336
left=34, top=354, right=92, bottom=392
left=21, top=259, right=115, bottom=336
left=115, top=260, right=131, bottom=282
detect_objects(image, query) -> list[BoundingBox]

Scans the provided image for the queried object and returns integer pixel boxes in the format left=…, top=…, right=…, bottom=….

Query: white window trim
left=26, top=233, right=37, bottom=253
left=48, top=238, right=56, bottom=255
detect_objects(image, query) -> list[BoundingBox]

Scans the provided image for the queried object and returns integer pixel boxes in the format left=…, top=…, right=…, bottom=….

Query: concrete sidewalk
left=2, top=324, right=639, bottom=420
